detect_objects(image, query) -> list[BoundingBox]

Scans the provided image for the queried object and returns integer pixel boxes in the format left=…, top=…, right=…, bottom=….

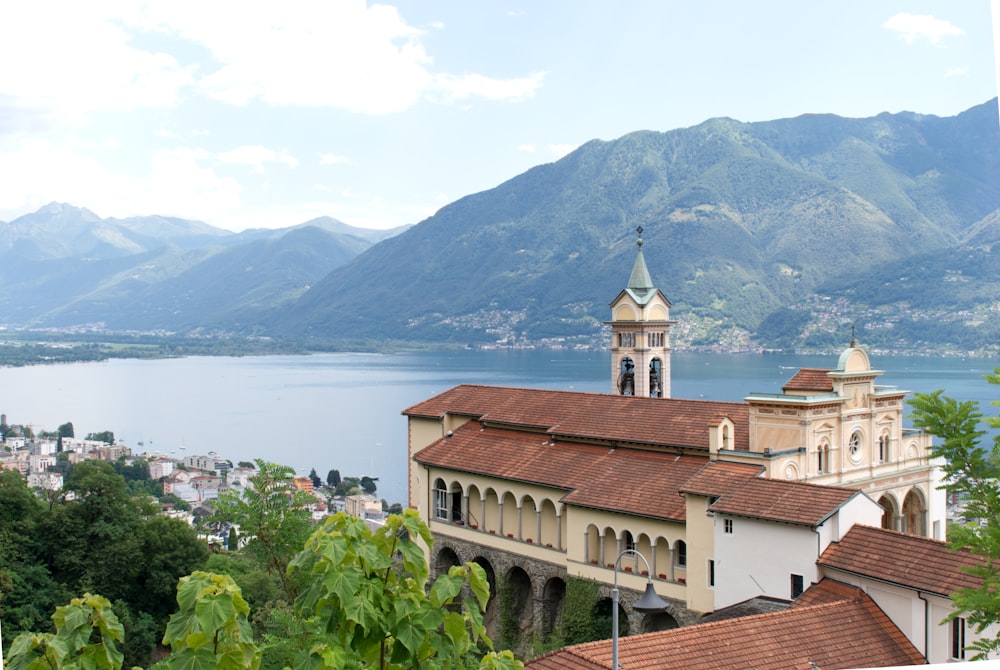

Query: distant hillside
left=3, top=100, right=998, bottom=355
left=276, top=99, right=1000, bottom=354
left=0, top=204, right=407, bottom=329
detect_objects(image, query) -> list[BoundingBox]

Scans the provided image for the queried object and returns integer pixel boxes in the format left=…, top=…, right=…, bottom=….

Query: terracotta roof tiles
left=414, top=422, right=706, bottom=521
left=526, top=592, right=925, bottom=670
left=404, top=384, right=750, bottom=451
left=819, top=524, right=984, bottom=596
left=708, top=478, right=860, bottom=526
left=782, top=368, right=834, bottom=393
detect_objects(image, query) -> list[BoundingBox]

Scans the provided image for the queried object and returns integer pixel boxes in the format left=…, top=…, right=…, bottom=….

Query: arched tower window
left=878, top=432, right=891, bottom=463
left=619, top=357, right=635, bottom=396
left=649, top=358, right=662, bottom=398
left=817, top=440, right=830, bottom=474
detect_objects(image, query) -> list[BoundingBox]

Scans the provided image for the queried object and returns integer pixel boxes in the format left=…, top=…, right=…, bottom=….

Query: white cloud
left=0, top=140, right=242, bottom=225
left=430, top=72, right=546, bottom=103
left=518, top=144, right=536, bottom=153
left=217, top=145, right=299, bottom=172
left=944, top=67, right=969, bottom=78
left=883, top=13, right=964, bottom=45
left=0, top=2, right=194, bottom=123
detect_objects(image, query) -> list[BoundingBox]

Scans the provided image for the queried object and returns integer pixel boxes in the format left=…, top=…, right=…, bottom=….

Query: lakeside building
left=403, top=230, right=981, bottom=664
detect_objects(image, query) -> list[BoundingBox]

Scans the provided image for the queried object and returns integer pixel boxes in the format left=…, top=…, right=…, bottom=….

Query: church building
left=403, top=229, right=956, bottom=660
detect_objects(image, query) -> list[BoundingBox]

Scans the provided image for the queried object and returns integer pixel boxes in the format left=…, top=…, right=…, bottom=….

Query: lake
left=1, top=349, right=996, bottom=505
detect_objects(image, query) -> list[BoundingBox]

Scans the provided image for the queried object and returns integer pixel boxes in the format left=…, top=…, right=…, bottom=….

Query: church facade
left=403, top=230, right=949, bottom=657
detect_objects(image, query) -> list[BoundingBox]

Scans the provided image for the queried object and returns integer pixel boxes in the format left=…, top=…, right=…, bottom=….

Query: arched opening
left=817, top=440, right=830, bottom=474
left=473, top=557, right=498, bottom=639
left=619, top=357, right=635, bottom=395
left=878, top=432, right=891, bottom=463
left=585, top=523, right=601, bottom=565
left=467, top=484, right=483, bottom=529
left=674, top=540, right=687, bottom=582
left=878, top=494, right=899, bottom=531
left=501, top=491, right=518, bottom=538
left=503, top=566, right=534, bottom=649
left=649, top=358, right=662, bottom=398
left=432, top=478, right=448, bottom=520
left=593, top=597, right=628, bottom=639
left=643, top=610, right=679, bottom=633
left=521, top=495, right=538, bottom=543
left=903, top=489, right=926, bottom=536
left=483, top=488, right=500, bottom=533
left=541, top=577, right=566, bottom=642
left=539, top=498, right=559, bottom=548
left=449, top=481, right=463, bottom=523
left=435, top=546, right=461, bottom=578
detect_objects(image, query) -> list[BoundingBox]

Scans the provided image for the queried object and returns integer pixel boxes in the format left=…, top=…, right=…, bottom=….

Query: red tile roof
left=708, top=478, right=863, bottom=527
left=791, top=578, right=865, bottom=608
left=403, top=385, right=750, bottom=451
left=818, top=524, right=984, bottom=597
left=782, top=368, right=834, bottom=393
left=526, top=591, right=925, bottom=670
left=414, top=423, right=707, bottom=521
left=678, top=460, right=763, bottom=497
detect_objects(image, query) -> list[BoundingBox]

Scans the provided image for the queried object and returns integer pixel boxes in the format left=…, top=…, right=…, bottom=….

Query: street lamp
left=612, top=548, right=669, bottom=670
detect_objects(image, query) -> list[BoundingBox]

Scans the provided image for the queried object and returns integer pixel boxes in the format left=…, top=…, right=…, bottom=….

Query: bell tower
left=606, top=227, right=675, bottom=398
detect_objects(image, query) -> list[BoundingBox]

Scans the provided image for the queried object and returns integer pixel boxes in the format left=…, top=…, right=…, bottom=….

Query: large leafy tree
left=908, top=368, right=1000, bottom=660
left=7, top=511, right=523, bottom=670
left=210, top=460, right=315, bottom=600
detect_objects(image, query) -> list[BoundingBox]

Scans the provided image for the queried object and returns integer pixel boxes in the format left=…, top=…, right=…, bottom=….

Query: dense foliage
left=908, top=368, right=1000, bottom=660
left=0, top=462, right=208, bottom=667
left=2, top=458, right=523, bottom=669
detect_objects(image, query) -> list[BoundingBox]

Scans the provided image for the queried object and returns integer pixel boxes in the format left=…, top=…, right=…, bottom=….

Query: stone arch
left=878, top=492, right=900, bottom=531
left=903, top=487, right=927, bottom=536
left=642, top=610, right=679, bottom=633
left=473, top=556, right=498, bottom=639
left=541, top=577, right=566, bottom=642
left=504, top=566, right=534, bottom=648
left=593, top=596, right=628, bottom=639
left=905, top=441, right=920, bottom=460
left=652, top=535, right=672, bottom=580
left=816, top=438, right=831, bottom=474
left=877, top=429, right=892, bottom=463
left=434, top=546, right=461, bottom=578
left=782, top=461, right=799, bottom=480
left=634, top=533, right=655, bottom=576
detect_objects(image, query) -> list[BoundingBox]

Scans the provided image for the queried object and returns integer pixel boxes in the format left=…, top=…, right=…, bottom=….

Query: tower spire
left=627, top=226, right=654, bottom=293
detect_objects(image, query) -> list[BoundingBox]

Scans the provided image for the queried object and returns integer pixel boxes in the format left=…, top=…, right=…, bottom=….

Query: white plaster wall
left=713, top=515, right=820, bottom=608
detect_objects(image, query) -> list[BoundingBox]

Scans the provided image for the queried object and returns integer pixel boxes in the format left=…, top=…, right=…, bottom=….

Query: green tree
left=210, top=460, right=314, bottom=600
left=57, top=422, right=75, bottom=438
left=308, top=468, right=322, bottom=490
left=6, top=594, right=126, bottom=670
left=908, top=368, right=1000, bottom=660
left=228, top=526, right=240, bottom=551
left=85, top=431, right=115, bottom=445
left=289, top=510, right=521, bottom=670
left=360, top=476, right=378, bottom=495
left=327, top=469, right=341, bottom=487
left=160, top=572, right=261, bottom=670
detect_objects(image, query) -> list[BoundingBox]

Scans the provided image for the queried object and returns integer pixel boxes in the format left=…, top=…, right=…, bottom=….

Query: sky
left=0, top=1, right=997, bottom=232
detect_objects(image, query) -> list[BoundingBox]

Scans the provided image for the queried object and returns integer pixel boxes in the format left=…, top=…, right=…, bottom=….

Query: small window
left=708, top=559, right=715, bottom=587
left=878, top=433, right=891, bottom=463
left=791, top=574, right=804, bottom=599
left=952, top=617, right=967, bottom=660
left=676, top=541, right=687, bottom=567
left=624, top=531, right=635, bottom=552
left=723, top=518, right=733, bottom=534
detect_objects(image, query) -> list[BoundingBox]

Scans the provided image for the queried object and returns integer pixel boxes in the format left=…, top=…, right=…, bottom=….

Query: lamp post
left=612, top=548, right=669, bottom=670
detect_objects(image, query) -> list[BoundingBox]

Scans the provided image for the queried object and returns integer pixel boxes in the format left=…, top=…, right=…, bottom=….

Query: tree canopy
left=908, top=368, right=1000, bottom=660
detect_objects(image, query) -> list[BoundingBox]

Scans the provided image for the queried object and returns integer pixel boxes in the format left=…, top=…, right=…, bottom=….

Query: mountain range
left=2, top=98, right=998, bottom=354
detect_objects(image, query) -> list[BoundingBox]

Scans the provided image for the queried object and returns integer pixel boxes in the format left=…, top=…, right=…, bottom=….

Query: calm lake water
left=1, top=349, right=996, bottom=505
